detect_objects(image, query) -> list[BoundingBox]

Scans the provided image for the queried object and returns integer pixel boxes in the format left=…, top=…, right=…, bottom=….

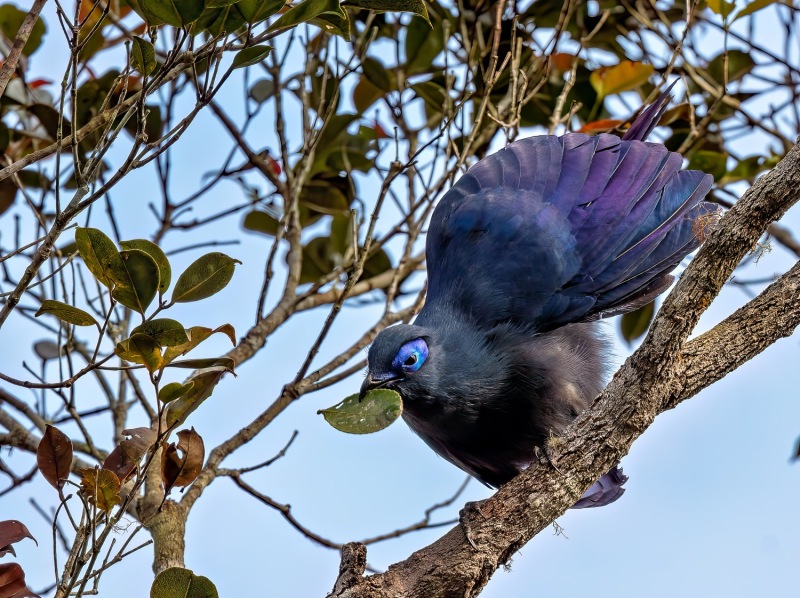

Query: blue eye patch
left=392, top=338, right=428, bottom=373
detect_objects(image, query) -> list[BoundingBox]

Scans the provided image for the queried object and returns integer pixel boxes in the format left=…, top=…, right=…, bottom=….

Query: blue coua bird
left=360, top=89, right=715, bottom=508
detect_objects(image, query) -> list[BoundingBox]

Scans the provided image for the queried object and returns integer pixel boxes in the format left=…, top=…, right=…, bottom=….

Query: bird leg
left=458, top=499, right=488, bottom=550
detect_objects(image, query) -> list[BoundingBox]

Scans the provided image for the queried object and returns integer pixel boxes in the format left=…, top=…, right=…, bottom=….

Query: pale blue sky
left=1, top=3, right=798, bottom=597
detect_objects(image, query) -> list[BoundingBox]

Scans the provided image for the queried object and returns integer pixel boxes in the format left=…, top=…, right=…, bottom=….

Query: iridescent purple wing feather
left=425, top=90, right=715, bottom=332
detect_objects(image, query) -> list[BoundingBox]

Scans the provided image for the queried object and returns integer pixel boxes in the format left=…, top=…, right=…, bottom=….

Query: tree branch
left=0, top=0, right=48, bottom=98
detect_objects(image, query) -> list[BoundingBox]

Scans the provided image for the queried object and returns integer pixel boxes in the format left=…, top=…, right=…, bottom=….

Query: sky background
left=1, top=2, right=799, bottom=596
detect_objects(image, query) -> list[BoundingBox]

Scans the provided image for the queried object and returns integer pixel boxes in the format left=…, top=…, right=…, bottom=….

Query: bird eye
left=392, top=338, right=428, bottom=374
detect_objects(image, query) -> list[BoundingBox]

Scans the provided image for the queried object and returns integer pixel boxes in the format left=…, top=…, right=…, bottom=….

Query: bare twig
left=0, top=0, right=49, bottom=98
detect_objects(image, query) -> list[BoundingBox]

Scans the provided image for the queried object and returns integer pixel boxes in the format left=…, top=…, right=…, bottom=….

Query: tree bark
left=328, top=143, right=800, bottom=597
left=147, top=501, right=188, bottom=574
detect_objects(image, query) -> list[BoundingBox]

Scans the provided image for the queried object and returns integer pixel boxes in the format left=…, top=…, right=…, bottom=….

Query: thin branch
left=0, top=0, right=49, bottom=98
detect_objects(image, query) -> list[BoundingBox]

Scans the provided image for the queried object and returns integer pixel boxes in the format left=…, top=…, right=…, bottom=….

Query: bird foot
left=534, top=442, right=564, bottom=476
left=459, top=500, right=488, bottom=550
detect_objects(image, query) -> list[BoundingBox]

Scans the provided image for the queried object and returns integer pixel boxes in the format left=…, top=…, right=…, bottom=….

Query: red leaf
left=265, top=155, right=281, bottom=175
left=577, top=119, right=623, bottom=135
left=373, top=121, right=389, bottom=139
left=0, top=521, right=36, bottom=555
left=36, top=425, right=73, bottom=490
left=162, top=429, right=205, bottom=494
left=102, top=427, right=157, bottom=483
left=28, top=79, right=51, bottom=89
left=0, top=563, right=38, bottom=598
left=551, top=52, right=577, bottom=72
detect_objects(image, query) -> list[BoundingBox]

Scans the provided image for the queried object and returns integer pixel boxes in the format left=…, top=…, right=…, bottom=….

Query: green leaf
left=120, top=239, right=172, bottom=294
left=249, top=79, right=276, bottom=103
left=151, top=567, right=218, bottom=598
left=131, top=319, right=189, bottom=346
left=299, top=180, right=350, bottom=214
left=35, top=300, right=98, bottom=327
left=0, top=122, right=8, bottom=153
left=243, top=210, right=282, bottom=236
left=0, top=177, right=16, bottom=217
left=688, top=150, right=728, bottom=181
left=363, top=247, right=392, bottom=278
left=75, top=227, right=126, bottom=290
left=28, top=103, right=72, bottom=141
left=172, top=253, right=241, bottom=303
left=361, top=58, right=393, bottom=92
left=411, top=79, right=450, bottom=113
left=200, top=0, right=284, bottom=32
left=196, top=4, right=245, bottom=34
left=158, top=381, right=195, bottom=404
left=707, top=49, right=755, bottom=83
left=330, top=213, right=354, bottom=257
left=352, top=76, right=384, bottom=112
left=123, top=103, right=164, bottom=144
left=311, top=10, right=351, bottom=38
left=733, top=0, right=777, bottom=21
left=237, top=0, right=286, bottom=21
left=166, top=367, right=229, bottom=427
left=162, top=324, right=237, bottom=364
left=126, top=0, right=162, bottom=25
left=138, top=0, right=207, bottom=26
left=316, top=113, right=359, bottom=146
left=165, top=357, right=236, bottom=371
left=298, top=237, right=335, bottom=284
left=232, top=45, right=273, bottom=70
left=308, top=67, right=340, bottom=114
left=404, top=14, right=442, bottom=74
left=18, top=169, right=52, bottom=191
left=267, top=0, right=345, bottom=33
left=706, top=0, right=736, bottom=19
left=620, top=301, right=656, bottom=345
left=719, top=153, right=779, bottom=185
left=0, top=4, right=46, bottom=56
left=131, top=37, right=157, bottom=77
left=112, top=249, right=161, bottom=315
left=115, top=333, right=164, bottom=373
left=345, top=0, right=430, bottom=25
left=590, top=61, right=653, bottom=98
left=318, top=389, right=402, bottom=434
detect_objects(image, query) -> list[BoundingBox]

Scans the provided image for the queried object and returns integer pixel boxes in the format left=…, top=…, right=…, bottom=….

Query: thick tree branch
left=667, top=258, right=800, bottom=410
left=329, top=144, right=800, bottom=597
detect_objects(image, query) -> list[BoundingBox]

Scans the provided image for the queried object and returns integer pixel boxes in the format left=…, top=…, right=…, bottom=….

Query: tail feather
left=595, top=200, right=719, bottom=310
left=621, top=80, right=678, bottom=142
left=580, top=171, right=714, bottom=314
left=571, top=466, right=628, bottom=509
left=573, top=144, right=681, bottom=280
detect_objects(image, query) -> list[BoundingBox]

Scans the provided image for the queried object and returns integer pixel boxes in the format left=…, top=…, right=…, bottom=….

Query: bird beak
left=359, top=373, right=397, bottom=402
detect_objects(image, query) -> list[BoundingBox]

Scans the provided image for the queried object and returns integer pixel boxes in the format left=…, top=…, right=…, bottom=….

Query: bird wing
left=423, top=132, right=715, bottom=331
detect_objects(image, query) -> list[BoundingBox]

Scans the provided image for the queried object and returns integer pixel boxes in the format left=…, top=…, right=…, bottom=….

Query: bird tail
left=571, top=466, right=628, bottom=509
left=621, top=80, right=677, bottom=142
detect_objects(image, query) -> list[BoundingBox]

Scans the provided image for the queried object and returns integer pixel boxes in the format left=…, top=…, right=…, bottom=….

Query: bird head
left=360, top=324, right=432, bottom=402
left=361, top=317, right=515, bottom=409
